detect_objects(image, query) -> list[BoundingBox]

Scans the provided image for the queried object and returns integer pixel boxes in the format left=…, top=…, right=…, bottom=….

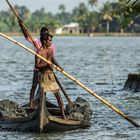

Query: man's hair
left=40, top=27, right=49, bottom=36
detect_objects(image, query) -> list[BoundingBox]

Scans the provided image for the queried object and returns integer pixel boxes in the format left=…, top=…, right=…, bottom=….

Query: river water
left=0, top=36, right=140, bottom=140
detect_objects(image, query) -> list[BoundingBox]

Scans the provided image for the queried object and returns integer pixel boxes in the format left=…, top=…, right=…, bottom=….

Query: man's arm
left=52, top=56, right=63, bottom=70
left=35, top=51, right=48, bottom=70
left=19, top=20, right=40, bottom=50
left=18, top=19, right=28, bottom=38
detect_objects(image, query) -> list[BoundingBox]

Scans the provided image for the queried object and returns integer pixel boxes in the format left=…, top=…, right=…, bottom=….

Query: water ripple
left=0, top=36, right=140, bottom=139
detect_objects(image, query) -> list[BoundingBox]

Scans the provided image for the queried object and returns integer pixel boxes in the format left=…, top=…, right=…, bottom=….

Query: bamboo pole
left=53, top=73, right=72, bottom=104
left=5, top=0, right=37, bottom=47
left=0, top=32, right=139, bottom=127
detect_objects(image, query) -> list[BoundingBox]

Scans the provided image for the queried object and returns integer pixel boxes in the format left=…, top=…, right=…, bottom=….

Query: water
left=0, top=36, right=140, bottom=140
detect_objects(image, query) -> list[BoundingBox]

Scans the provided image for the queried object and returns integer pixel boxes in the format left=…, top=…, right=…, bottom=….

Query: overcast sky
left=1, top=0, right=115, bottom=14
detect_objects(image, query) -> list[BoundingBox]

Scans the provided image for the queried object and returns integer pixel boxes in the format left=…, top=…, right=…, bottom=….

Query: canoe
left=0, top=95, right=92, bottom=133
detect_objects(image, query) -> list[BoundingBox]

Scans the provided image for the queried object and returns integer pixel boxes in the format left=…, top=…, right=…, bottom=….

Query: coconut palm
left=100, top=1, right=113, bottom=33
left=119, top=0, right=140, bottom=13
left=72, top=3, right=89, bottom=33
left=117, top=0, right=140, bottom=32
left=14, top=5, right=30, bottom=20
left=88, top=0, right=97, bottom=7
left=58, top=4, right=66, bottom=13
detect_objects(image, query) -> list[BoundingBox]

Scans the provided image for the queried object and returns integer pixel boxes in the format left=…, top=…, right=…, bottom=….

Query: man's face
left=44, top=36, right=52, bottom=47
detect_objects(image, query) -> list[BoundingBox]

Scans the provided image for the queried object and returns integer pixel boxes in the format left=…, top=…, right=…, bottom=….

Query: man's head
left=40, top=33, right=53, bottom=48
left=40, top=27, right=49, bottom=36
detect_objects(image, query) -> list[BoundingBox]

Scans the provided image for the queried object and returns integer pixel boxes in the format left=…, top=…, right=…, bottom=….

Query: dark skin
left=36, top=36, right=59, bottom=70
left=36, top=36, right=66, bottom=119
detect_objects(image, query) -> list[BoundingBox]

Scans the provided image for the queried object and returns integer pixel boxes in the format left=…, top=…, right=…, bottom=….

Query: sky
left=0, top=0, right=115, bottom=14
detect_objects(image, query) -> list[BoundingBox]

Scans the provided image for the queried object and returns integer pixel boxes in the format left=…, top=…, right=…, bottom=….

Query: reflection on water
left=0, top=36, right=140, bottom=140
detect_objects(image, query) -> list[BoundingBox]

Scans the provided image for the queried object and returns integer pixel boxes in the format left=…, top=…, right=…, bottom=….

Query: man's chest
left=41, top=48, right=53, bottom=59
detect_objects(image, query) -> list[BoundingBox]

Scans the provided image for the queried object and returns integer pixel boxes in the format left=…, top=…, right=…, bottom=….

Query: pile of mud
left=66, top=97, right=92, bottom=126
left=0, top=99, right=27, bottom=119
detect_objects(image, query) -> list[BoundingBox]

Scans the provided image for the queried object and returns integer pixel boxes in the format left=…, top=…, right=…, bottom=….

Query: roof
left=63, top=22, right=79, bottom=28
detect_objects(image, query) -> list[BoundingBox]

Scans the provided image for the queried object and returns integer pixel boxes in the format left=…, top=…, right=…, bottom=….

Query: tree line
left=0, top=0, right=140, bottom=34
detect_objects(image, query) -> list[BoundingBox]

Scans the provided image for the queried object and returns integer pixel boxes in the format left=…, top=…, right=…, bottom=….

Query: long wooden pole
left=53, top=73, right=72, bottom=104
left=0, top=32, right=139, bottom=127
left=6, top=0, right=19, bottom=19
left=5, top=0, right=37, bottom=47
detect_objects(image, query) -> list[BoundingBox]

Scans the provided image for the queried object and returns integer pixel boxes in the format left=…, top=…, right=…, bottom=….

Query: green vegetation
left=0, top=0, right=140, bottom=34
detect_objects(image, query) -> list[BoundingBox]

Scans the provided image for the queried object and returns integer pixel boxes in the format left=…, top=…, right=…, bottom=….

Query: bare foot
left=63, top=115, right=68, bottom=120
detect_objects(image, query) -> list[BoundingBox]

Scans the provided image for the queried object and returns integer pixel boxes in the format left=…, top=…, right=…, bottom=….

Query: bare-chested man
left=19, top=22, right=56, bottom=107
left=35, top=33, right=66, bottom=119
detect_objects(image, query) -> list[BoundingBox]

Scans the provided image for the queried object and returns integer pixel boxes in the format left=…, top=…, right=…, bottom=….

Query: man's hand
left=58, top=66, right=64, bottom=71
left=18, top=19, right=23, bottom=24
left=18, top=19, right=28, bottom=38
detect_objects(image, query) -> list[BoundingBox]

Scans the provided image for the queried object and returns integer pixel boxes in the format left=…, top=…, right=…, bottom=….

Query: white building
left=55, top=22, right=80, bottom=34
left=55, top=27, right=63, bottom=34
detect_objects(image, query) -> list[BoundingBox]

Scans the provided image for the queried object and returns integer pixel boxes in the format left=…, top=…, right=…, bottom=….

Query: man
left=19, top=22, right=55, bottom=107
left=36, top=33, right=66, bottom=119
left=26, top=27, right=55, bottom=108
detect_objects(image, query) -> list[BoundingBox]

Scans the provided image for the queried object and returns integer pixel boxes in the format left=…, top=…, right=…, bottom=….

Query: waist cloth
left=39, top=72, right=60, bottom=93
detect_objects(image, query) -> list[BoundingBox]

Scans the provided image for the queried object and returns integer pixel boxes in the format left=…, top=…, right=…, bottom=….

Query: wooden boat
left=0, top=94, right=92, bottom=133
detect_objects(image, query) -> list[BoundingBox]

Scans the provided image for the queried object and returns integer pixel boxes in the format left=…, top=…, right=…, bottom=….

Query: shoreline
left=2, top=32, right=140, bottom=37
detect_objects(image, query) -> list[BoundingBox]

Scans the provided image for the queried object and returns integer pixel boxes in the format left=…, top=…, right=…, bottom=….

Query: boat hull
left=0, top=97, right=92, bottom=133
left=0, top=114, right=86, bottom=132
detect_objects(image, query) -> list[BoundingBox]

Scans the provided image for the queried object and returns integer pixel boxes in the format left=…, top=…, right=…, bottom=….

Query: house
left=55, top=22, right=81, bottom=34
left=55, top=27, right=63, bottom=34
left=62, top=22, right=80, bottom=34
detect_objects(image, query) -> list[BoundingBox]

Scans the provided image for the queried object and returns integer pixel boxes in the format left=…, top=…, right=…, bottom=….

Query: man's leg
left=30, top=83, right=37, bottom=107
left=54, top=92, right=66, bottom=119
left=29, top=70, right=38, bottom=108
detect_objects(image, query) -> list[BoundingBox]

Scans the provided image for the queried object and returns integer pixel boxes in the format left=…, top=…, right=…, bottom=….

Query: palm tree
left=100, top=1, right=113, bottom=33
left=117, top=0, right=140, bottom=32
left=88, top=0, right=97, bottom=7
left=119, top=0, right=140, bottom=14
left=58, top=4, right=66, bottom=13
left=72, top=3, right=89, bottom=33
left=58, top=4, right=71, bottom=24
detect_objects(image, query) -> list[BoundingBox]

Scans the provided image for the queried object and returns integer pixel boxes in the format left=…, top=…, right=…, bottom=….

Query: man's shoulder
left=37, top=47, right=44, bottom=53
left=49, top=46, right=54, bottom=51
